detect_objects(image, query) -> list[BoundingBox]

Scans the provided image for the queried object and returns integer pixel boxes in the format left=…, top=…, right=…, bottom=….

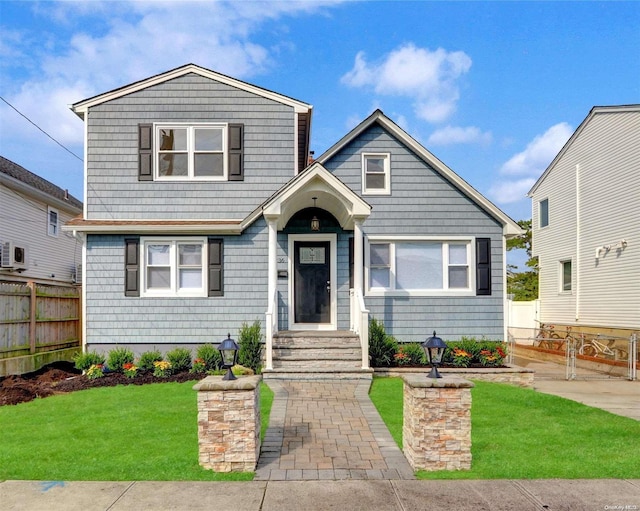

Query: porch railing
left=350, top=288, right=369, bottom=369
left=265, top=289, right=278, bottom=370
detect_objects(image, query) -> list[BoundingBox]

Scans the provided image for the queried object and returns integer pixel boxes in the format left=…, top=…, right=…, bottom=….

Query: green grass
left=0, top=381, right=274, bottom=481
left=370, top=377, right=640, bottom=479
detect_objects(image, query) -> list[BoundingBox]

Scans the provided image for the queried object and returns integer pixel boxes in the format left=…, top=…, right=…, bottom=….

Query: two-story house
left=528, top=105, right=639, bottom=334
left=64, top=64, right=521, bottom=375
left=1, top=156, right=83, bottom=285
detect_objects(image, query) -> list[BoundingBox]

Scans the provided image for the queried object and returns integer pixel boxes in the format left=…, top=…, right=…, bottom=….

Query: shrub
left=238, top=321, right=263, bottom=374
left=73, top=351, right=105, bottom=372
left=394, top=342, right=426, bottom=366
left=368, top=318, right=398, bottom=367
left=107, top=347, right=135, bottom=373
left=443, top=338, right=507, bottom=367
left=196, top=344, right=222, bottom=371
left=138, top=350, right=163, bottom=371
left=166, top=348, right=192, bottom=373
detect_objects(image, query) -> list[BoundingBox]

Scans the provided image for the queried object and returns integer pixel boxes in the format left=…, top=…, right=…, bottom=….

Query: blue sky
left=1, top=1, right=639, bottom=243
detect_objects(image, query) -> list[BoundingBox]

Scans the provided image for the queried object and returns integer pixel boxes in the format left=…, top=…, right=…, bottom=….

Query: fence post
left=629, top=334, right=637, bottom=381
left=27, top=281, right=36, bottom=354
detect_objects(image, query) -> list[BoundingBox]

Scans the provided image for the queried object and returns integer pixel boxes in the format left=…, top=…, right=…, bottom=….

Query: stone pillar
left=402, top=374, right=473, bottom=471
left=193, top=375, right=262, bottom=472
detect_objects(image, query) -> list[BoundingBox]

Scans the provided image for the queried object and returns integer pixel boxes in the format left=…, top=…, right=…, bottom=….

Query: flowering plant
left=86, top=364, right=104, bottom=379
left=153, top=360, right=172, bottom=378
left=190, top=358, right=206, bottom=373
left=451, top=348, right=472, bottom=368
left=123, top=362, right=138, bottom=378
left=479, top=347, right=505, bottom=367
left=393, top=349, right=410, bottom=366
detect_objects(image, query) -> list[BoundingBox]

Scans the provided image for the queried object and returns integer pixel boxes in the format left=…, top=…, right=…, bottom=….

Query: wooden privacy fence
left=0, top=281, right=81, bottom=359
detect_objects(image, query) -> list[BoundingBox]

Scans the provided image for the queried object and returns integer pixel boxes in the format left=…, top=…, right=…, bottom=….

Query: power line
left=1, top=96, right=83, bottom=162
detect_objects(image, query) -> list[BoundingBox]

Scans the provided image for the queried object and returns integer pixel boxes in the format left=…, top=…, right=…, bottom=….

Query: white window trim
left=365, top=236, right=475, bottom=296
left=361, top=152, right=391, bottom=195
left=559, top=259, right=572, bottom=294
left=140, top=237, right=208, bottom=297
left=47, top=207, right=59, bottom=237
left=539, top=198, right=549, bottom=229
left=154, top=123, right=228, bottom=181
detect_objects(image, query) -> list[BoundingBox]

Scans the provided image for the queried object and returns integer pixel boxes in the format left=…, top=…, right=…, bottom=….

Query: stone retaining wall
left=402, top=375, right=473, bottom=472
left=193, top=375, right=261, bottom=472
left=376, top=365, right=534, bottom=387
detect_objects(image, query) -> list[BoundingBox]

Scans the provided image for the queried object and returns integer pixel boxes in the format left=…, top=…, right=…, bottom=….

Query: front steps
left=262, top=330, right=373, bottom=381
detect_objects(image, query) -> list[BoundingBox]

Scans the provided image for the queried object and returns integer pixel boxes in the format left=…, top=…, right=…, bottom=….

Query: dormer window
left=362, top=153, right=390, bottom=195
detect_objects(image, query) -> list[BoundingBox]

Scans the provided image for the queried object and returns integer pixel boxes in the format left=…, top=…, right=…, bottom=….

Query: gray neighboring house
left=0, top=156, right=83, bottom=285
left=64, top=64, right=521, bottom=370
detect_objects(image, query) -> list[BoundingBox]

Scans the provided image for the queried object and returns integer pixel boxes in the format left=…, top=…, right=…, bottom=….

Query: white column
left=354, top=219, right=364, bottom=292
left=266, top=217, right=278, bottom=371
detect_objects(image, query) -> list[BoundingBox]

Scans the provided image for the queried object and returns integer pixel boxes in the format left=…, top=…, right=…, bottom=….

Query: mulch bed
left=0, top=362, right=206, bottom=407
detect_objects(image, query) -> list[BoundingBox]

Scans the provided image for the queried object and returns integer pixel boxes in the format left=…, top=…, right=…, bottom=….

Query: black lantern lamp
left=218, top=333, right=239, bottom=381
left=310, top=197, right=320, bottom=231
left=422, top=331, right=447, bottom=379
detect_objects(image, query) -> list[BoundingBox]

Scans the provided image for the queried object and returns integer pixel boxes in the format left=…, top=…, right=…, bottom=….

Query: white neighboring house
left=0, top=156, right=83, bottom=285
left=527, top=105, right=640, bottom=330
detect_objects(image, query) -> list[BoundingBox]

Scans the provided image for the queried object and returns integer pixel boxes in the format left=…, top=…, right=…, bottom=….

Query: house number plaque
left=300, top=247, right=325, bottom=264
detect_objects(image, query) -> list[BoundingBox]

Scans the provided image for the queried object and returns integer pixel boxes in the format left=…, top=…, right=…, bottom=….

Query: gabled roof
left=317, top=110, right=522, bottom=237
left=71, top=63, right=313, bottom=118
left=527, top=104, right=640, bottom=196
left=0, top=155, right=83, bottom=212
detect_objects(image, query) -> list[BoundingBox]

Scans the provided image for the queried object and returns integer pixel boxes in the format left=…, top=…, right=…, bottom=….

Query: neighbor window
left=561, top=260, right=572, bottom=292
left=48, top=207, right=59, bottom=237
left=367, top=239, right=471, bottom=293
left=362, top=153, right=390, bottom=194
left=142, top=238, right=207, bottom=297
left=156, top=124, right=226, bottom=180
left=539, top=198, right=549, bottom=228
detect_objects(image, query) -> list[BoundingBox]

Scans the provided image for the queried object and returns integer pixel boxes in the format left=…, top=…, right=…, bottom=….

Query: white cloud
left=427, top=125, right=492, bottom=146
left=341, top=44, right=472, bottom=123
left=4, top=1, right=340, bottom=145
left=489, top=122, right=573, bottom=205
left=489, top=178, right=537, bottom=205
left=499, top=122, right=573, bottom=176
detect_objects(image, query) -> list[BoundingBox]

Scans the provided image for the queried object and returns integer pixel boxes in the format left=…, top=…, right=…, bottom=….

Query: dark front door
left=294, top=241, right=331, bottom=324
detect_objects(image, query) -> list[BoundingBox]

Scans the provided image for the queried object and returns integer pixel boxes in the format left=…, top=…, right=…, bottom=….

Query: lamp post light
left=218, top=333, right=239, bottom=381
left=422, top=330, right=447, bottom=379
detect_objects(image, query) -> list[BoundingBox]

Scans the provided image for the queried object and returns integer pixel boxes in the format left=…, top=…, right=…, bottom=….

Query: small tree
left=507, top=219, right=539, bottom=301
left=238, top=320, right=263, bottom=374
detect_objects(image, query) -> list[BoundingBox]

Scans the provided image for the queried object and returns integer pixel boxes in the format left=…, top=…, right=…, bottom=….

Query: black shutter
left=476, top=238, right=491, bottom=296
left=349, top=237, right=354, bottom=289
left=138, top=124, right=153, bottom=181
left=208, top=238, right=224, bottom=296
left=124, top=238, right=140, bottom=297
left=228, top=124, right=244, bottom=181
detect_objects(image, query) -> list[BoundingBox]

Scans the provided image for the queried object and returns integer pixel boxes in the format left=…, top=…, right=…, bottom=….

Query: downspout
left=502, top=232, right=508, bottom=343
left=575, top=164, right=580, bottom=323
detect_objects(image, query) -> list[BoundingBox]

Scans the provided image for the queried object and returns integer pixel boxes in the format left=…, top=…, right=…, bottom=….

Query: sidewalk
left=2, top=479, right=639, bottom=510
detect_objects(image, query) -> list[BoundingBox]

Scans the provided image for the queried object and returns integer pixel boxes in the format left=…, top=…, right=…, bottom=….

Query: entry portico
left=261, top=163, right=371, bottom=370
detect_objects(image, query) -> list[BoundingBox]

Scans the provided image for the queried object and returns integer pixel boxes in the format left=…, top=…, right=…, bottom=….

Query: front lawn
left=369, top=377, right=640, bottom=479
left=0, top=381, right=273, bottom=481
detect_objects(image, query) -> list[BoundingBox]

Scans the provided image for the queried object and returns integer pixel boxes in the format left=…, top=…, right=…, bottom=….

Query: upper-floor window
left=156, top=124, right=226, bottom=181
left=367, top=238, right=472, bottom=295
left=362, top=153, right=390, bottom=195
left=560, top=259, right=572, bottom=292
left=48, top=207, right=59, bottom=237
left=539, top=198, right=549, bottom=228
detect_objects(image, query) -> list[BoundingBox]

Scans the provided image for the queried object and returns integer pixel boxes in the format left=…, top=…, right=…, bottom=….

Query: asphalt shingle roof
left=0, top=155, right=83, bottom=211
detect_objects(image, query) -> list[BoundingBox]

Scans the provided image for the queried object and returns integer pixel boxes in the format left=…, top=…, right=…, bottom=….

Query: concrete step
left=273, top=347, right=361, bottom=360
left=272, top=358, right=363, bottom=369
left=273, top=331, right=360, bottom=349
left=262, top=367, right=374, bottom=381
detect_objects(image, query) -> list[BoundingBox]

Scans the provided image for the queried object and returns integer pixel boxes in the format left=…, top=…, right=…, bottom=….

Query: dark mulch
left=0, top=362, right=206, bottom=407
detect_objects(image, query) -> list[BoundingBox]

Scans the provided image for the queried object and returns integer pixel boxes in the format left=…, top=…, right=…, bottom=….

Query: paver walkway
left=255, top=380, right=415, bottom=481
